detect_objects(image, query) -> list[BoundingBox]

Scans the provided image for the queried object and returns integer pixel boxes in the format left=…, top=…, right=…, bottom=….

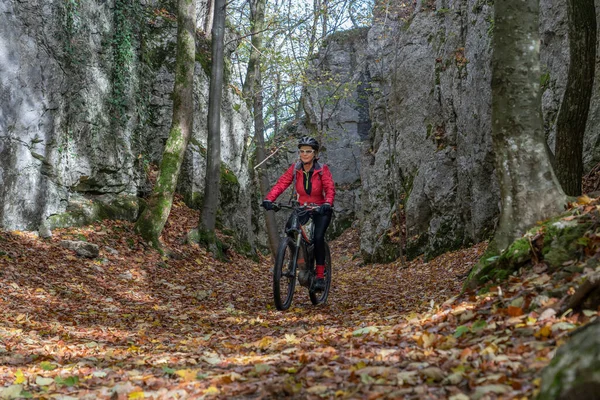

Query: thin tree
left=135, top=0, right=196, bottom=248
left=553, top=0, right=597, bottom=196
left=489, top=0, right=567, bottom=253
left=204, top=0, right=214, bottom=38
left=242, top=0, right=279, bottom=255
left=199, top=0, right=226, bottom=244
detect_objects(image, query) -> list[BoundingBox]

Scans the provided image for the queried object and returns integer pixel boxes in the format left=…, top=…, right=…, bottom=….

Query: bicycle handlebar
left=270, top=202, right=332, bottom=214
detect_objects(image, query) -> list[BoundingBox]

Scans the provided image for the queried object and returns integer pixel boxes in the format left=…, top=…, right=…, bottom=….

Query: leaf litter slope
left=0, top=196, right=596, bottom=399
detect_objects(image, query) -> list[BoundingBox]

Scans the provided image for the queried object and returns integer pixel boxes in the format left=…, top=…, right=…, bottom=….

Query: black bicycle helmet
left=297, top=136, right=320, bottom=151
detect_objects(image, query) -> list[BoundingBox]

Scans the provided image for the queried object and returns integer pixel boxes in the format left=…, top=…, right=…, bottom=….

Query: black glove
left=320, top=203, right=332, bottom=214
left=262, top=200, right=274, bottom=211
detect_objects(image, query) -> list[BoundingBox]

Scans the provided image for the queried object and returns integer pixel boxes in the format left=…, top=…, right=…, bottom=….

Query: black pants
left=312, top=210, right=332, bottom=265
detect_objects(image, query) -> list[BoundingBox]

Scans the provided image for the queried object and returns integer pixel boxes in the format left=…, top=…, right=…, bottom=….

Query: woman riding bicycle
left=261, top=136, right=335, bottom=291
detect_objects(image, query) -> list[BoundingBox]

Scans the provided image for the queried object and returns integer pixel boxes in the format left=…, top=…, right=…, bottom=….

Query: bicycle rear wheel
left=273, top=237, right=297, bottom=310
left=310, top=242, right=331, bottom=305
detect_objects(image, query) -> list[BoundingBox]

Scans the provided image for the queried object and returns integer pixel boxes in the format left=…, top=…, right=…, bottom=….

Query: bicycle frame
left=276, top=202, right=317, bottom=277
left=270, top=201, right=331, bottom=310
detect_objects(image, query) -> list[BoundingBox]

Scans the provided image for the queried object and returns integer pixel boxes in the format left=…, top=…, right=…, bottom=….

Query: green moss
left=110, top=0, right=141, bottom=124
left=184, top=191, right=204, bottom=209
left=46, top=195, right=141, bottom=230
left=220, top=164, right=239, bottom=185
left=425, top=221, right=466, bottom=260
left=472, top=0, right=494, bottom=13
left=537, top=324, right=600, bottom=399
left=542, top=219, right=591, bottom=268
left=148, top=40, right=177, bottom=71
left=467, top=237, right=531, bottom=287
left=235, top=240, right=258, bottom=261
left=195, top=227, right=226, bottom=260
left=405, top=233, right=429, bottom=260
left=364, top=232, right=401, bottom=263
left=540, top=72, right=551, bottom=91
left=156, top=135, right=183, bottom=192
left=327, top=213, right=354, bottom=240
left=195, top=35, right=212, bottom=76
left=466, top=214, right=593, bottom=289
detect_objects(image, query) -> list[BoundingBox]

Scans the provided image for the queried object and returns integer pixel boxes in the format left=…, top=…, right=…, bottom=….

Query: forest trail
left=0, top=197, right=594, bottom=399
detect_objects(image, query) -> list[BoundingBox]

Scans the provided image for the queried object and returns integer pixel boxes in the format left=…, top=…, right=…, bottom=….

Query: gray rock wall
left=259, top=29, right=371, bottom=242
left=0, top=0, right=253, bottom=246
left=292, top=0, right=600, bottom=261
left=359, top=0, right=500, bottom=261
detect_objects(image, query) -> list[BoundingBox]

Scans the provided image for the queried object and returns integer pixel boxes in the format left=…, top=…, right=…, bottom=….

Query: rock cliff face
left=296, top=0, right=600, bottom=261
left=0, top=0, right=253, bottom=246
left=261, top=28, right=370, bottom=240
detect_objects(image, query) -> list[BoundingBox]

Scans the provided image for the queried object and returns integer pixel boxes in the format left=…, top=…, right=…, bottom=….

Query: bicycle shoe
left=314, top=278, right=326, bottom=291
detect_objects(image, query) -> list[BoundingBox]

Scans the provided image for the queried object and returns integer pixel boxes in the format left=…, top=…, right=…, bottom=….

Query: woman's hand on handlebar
left=261, top=200, right=274, bottom=211
left=319, top=203, right=332, bottom=214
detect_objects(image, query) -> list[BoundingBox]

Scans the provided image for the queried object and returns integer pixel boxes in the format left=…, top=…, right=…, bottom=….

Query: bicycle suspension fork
left=287, top=231, right=302, bottom=276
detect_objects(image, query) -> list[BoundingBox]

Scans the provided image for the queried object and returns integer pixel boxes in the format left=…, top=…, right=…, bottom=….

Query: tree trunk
left=321, top=0, right=328, bottom=38
left=490, top=0, right=567, bottom=252
left=135, top=0, right=196, bottom=248
left=554, top=0, right=597, bottom=196
left=242, top=0, right=280, bottom=255
left=254, top=71, right=280, bottom=255
left=199, top=0, right=225, bottom=238
left=273, top=70, right=280, bottom=135
left=204, top=0, right=214, bottom=38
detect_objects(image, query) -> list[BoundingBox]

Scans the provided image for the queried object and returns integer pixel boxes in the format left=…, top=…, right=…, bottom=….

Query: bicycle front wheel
left=310, top=242, right=332, bottom=305
left=273, top=237, right=297, bottom=311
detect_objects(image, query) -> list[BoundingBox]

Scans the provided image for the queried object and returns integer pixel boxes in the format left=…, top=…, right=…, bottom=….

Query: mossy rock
left=189, top=227, right=226, bottom=260
left=425, top=220, right=466, bottom=261
left=326, top=212, right=354, bottom=241
left=405, top=232, right=429, bottom=260
left=537, top=322, right=600, bottom=399
left=467, top=237, right=532, bottom=288
left=195, top=34, right=212, bottom=76
left=363, top=231, right=401, bottom=263
left=542, top=219, right=592, bottom=269
left=466, top=214, right=594, bottom=289
left=45, top=194, right=141, bottom=230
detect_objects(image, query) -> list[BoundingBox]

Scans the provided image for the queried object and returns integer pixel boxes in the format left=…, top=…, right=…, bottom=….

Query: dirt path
left=0, top=199, right=591, bottom=399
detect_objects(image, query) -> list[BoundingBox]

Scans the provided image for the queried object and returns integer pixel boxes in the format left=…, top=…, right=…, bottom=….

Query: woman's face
left=299, top=145, right=316, bottom=163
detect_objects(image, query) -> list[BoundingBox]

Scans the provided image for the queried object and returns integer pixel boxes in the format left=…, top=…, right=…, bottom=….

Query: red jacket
left=266, top=161, right=335, bottom=205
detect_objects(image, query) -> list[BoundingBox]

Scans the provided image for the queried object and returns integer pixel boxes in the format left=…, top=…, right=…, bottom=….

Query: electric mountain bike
left=271, top=202, right=332, bottom=311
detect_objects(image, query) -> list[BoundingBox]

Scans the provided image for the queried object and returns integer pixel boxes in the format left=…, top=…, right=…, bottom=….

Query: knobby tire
left=273, top=237, right=296, bottom=310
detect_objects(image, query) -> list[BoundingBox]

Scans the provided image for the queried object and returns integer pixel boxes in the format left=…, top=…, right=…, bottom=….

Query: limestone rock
left=0, top=0, right=254, bottom=250
left=60, top=240, right=100, bottom=258
left=297, top=1, right=600, bottom=261
left=537, top=322, right=600, bottom=399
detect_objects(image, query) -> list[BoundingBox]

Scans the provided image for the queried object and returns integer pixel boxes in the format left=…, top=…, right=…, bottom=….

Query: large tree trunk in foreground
left=490, top=0, right=567, bottom=253
left=135, top=0, right=196, bottom=247
left=199, top=0, right=225, bottom=240
left=243, top=0, right=279, bottom=255
left=554, top=0, right=597, bottom=196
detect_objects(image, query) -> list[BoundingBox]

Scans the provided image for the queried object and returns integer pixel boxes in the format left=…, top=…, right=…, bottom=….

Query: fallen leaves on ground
left=0, top=196, right=598, bottom=399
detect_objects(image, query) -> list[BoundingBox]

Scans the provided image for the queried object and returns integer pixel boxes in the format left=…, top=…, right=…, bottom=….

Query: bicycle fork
left=286, top=232, right=302, bottom=279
